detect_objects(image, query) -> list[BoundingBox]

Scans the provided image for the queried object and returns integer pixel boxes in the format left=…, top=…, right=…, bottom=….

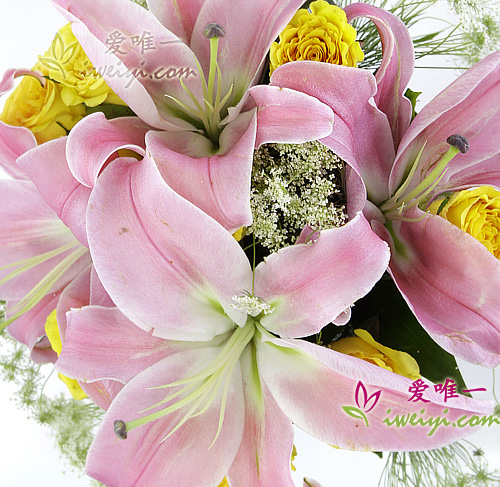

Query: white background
left=0, top=1, right=499, bottom=486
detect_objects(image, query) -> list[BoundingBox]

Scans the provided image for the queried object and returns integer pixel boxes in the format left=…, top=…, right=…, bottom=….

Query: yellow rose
left=328, top=329, right=420, bottom=380
left=270, top=0, right=364, bottom=74
left=0, top=75, right=85, bottom=144
left=428, top=186, right=500, bottom=258
left=45, top=310, right=87, bottom=400
left=36, top=23, right=125, bottom=108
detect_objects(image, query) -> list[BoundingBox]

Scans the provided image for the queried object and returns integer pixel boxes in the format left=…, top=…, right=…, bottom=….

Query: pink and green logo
left=342, top=381, right=381, bottom=427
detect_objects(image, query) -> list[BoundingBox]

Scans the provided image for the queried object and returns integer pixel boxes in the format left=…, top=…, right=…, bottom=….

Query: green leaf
left=404, top=88, right=422, bottom=121
left=351, top=277, right=470, bottom=395
left=342, top=406, right=369, bottom=427
left=86, top=103, right=136, bottom=120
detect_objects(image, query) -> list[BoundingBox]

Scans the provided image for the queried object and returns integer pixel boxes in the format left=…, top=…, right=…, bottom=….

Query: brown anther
left=113, top=420, right=128, bottom=440
left=446, top=134, right=469, bottom=154
left=203, top=23, right=226, bottom=39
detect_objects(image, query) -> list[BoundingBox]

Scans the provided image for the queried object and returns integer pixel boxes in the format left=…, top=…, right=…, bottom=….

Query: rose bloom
left=36, top=23, right=125, bottom=108
left=0, top=75, right=85, bottom=143
left=270, top=0, right=364, bottom=74
left=328, top=328, right=421, bottom=380
left=428, top=186, right=500, bottom=259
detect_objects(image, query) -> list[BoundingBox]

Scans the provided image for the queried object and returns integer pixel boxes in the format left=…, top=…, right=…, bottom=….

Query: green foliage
left=130, top=0, right=148, bottom=8
left=86, top=103, right=136, bottom=120
left=404, top=88, right=422, bottom=121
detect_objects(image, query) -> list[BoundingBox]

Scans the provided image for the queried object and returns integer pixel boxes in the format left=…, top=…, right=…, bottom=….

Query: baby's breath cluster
left=448, top=0, right=500, bottom=64
left=380, top=441, right=500, bottom=487
left=249, top=141, right=347, bottom=253
left=0, top=333, right=104, bottom=472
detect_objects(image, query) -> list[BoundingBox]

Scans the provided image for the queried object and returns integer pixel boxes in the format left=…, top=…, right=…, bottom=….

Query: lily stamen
left=0, top=241, right=88, bottom=331
left=165, top=23, right=233, bottom=145
left=116, top=320, right=256, bottom=443
left=380, top=135, right=469, bottom=220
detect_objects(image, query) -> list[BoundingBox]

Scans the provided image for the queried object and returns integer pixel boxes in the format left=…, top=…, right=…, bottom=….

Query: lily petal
left=56, top=265, right=92, bottom=341
left=271, top=62, right=395, bottom=204
left=0, top=68, right=42, bottom=96
left=190, top=0, right=305, bottom=105
left=58, top=306, right=182, bottom=384
left=0, top=122, right=36, bottom=179
left=80, top=380, right=124, bottom=412
left=247, top=85, right=334, bottom=147
left=17, top=137, right=91, bottom=246
left=258, top=336, right=494, bottom=451
left=390, top=50, right=500, bottom=196
left=86, top=347, right=245, bottom=487
left=87, top=153, right=252, bottom=340
left=90, top=266, right=115, bottom=307
left=256, top=213, right=389, bottom=338
left=227, top=347, right=295, bottom=487
left=344, top=3, right=414, bottom=146
left=66, top=113, right=149, bottom=188
left=387, top=208, right=500, bottom=368
left=7, top=292, right=59, bottom=364
left=0, top=179, right=88, bottom=300
left=54, top=266, right=124, bottom=409
left=146, top=0, right=205, bottom=45
left=146, top=110, right=256, bottom=232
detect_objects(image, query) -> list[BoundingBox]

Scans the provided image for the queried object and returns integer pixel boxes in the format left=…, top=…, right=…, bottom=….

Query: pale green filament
left=123, top=320, right=256, bottom=445
left=380, top=144, right=461, bottom=221
left=0, top=241, right=88, bottom=331
left=167, top=36, right=234, bottom=145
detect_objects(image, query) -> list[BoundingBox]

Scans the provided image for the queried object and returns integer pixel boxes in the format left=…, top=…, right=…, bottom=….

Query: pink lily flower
left=271, top=4, right=500, bottom=367
left=50, top=0, right=335, bottom=232
left=0, top=177, right=91, bottom=363
left=55, top=153, right=492, bottom=486
left=9, top=110, right=154, bottom=364
left=0, top=121, right=96, bottom=362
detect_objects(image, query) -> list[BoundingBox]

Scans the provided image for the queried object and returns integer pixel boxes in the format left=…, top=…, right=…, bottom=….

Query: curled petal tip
left=446, top=134, right=469, bottom=154
left=113, top=420, right=128, bottom=440
left=203, top=22, right=226, bottom=38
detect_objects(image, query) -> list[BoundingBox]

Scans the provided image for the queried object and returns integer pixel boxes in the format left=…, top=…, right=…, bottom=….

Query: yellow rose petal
left=45, top=310, right=87, bottom=400
left=328, top=329, right=420, bottom=380
left=0, top=76, right=85, bottom=143
left=428, top=186, right=500, bottom=258
left=37, top=23, right=126, bottom=108
left=45, top=310, right=62, bottom=355
left=270, top=0, right=364, bottom=74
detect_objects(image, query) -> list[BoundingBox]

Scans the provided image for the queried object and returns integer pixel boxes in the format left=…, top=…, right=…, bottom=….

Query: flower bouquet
left=2, top=0, right=500, bottom=486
